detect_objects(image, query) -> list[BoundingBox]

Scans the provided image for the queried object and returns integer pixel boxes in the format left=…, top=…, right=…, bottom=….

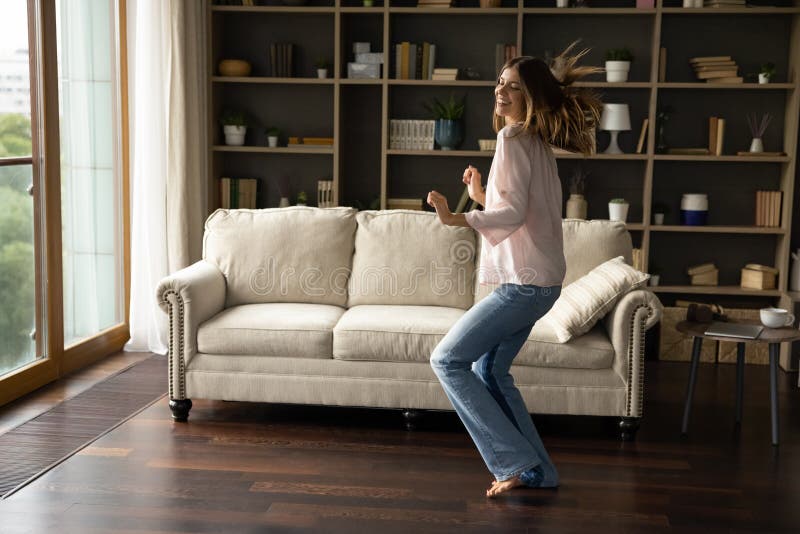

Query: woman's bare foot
left=486, top=476, right=524, bottom=498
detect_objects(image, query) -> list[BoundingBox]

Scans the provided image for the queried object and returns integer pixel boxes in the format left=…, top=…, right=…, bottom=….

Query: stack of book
left=432, top=67, right=458, bottom=81
left=389, top=120, right=435, bottom=150
left=707, top=116, right=725, bottom=156
left=417, top=0, right=452, bottom=7
left=317, top=180, right=334, bottom=208
left=393, top=42, right=436, bottom=80
left=687, top=262, right=719, bottom=286
left=740, top=263, right=778, bottom=290
left=754, top=190, right=782, bottom=227
left=288, top=136, right=334, bottom=149
left=269, top=43, right=294, bottom=78
left=690, top=55, right=742, bottom=84
left=495, top=44, right=517, bottom=75
left=387, top=198, right=423, bottom=210
left=704, top=0, right=745, bottom=7
left=220, top=177, right=258, bottom=209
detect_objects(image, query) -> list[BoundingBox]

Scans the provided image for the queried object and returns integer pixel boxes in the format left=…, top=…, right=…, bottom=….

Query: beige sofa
left=157, top=207, right=663, bottom=440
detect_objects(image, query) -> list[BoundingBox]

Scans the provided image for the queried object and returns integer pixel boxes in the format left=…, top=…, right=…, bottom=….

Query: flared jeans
left=430, top=283, right=561, bottom=485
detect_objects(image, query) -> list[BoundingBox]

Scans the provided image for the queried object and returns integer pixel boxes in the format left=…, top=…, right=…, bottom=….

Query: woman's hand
left=427, top=190, right=453, bottom=225
left=462, top=165, right=485, bottom=207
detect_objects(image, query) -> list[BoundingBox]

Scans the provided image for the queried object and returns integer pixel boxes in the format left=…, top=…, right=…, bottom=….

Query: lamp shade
left=599, top=103, right=631, bottom=131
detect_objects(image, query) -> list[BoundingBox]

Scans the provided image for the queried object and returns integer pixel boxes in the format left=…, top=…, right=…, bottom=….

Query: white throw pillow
left=540, top=256, right=649, bottom=343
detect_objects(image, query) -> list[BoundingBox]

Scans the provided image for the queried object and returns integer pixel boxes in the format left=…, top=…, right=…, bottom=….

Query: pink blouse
left=465, top=123, right=566, bottom=287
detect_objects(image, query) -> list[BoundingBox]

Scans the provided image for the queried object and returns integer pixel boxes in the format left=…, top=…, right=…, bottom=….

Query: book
left=755, top=190, right=762, bottom=226
left=400, top=42, right=410, bottom=79
left=433, top=68, right=459, bottom=74
left=687, top=262, right=717, bottom=275
left=690, top=55, right=732, bottom=63
left=707, top=76, right=743, bottom=84
left=696, top=70, right=739, bottom=79
left=658, top=47, right=667, bottom=82
left=387, top=197, right=423, bottom=210
left=422, top=42, right=431, bottom=81
left=708, top=117, right=718, bottom=155
left=694, top=62, right=737, bottom=70
left=636, top=118, right=648, bottom=154
left=715, top=117, right=725, bottom=156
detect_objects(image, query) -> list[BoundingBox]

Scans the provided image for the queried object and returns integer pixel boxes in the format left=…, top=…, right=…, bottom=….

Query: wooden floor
left=0, top=360, right=798, bottom=533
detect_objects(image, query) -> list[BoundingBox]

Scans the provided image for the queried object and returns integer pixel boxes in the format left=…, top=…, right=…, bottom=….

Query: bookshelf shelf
left=660, top=7, right=800, bottom=15
left=520, top=8, right=656, bottom=15
left=650, top=225, right=786, bottom=235
left=211, top=6, right=336, bottom=14
left=387, top=79, right=496, bottom=86
left=213, top=145, right=334, bottom=155
left=389, top=7, right=517, bottom=15
left=651, top=285, right=783, bottom=297
left=657, top=82, right=796, bottom=90
left=387, top=149, right=494, bottom=157
left=653, top=155, right=791, bottom=162
left=212, top=76, right=336, bottom=85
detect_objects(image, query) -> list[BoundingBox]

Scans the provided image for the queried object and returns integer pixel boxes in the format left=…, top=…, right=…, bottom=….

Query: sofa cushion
left=562, top=219, right=633, bottom=286
left=203, top=207, right=356, bottom=307
left=197, top=303, right=345, bottom=358
left=348, top=210, right=476, bottom=309
left=539, top=256, right=649, bottom=343
left=518, top=322, right=615, bottom=369
left=333, top=304, right=465, bottom=362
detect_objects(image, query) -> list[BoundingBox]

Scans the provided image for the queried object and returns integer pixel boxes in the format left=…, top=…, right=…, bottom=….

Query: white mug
left=760, top=307, right=795, bottom=328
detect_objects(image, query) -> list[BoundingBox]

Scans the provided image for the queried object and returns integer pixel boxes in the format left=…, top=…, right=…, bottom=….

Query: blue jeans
left=430, top=283, right=561, bottom=485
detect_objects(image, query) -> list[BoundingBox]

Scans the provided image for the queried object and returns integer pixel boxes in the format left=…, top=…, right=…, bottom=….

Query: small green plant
left=609, top=198, right=627, bottom=204
left=219, top=110, right=247, bottom=127
left=760, top=62, right=776, bottom=79
left=423, top=93, right=466, bottom=120
left=265, top=127, right=281, bottom=137
left=315, top=57, right=330, bottom=69
left=296, top=190, right=308, bottom=204
left=605, top=47, right=634, bottom=62
left=653, top=202, right=670, bottom=214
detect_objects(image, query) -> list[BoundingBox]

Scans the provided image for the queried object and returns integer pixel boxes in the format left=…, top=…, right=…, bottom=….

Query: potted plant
left=652, top=202, right=669, bottom=225
left=759, top=62, right=775, bottom=84
left=296, top=190, right=308, bottom=206
left=608, top=197, right=629, bottom=222
left=265, top=127, right=281, bottom=148
left=220, top=110, right=248, bottom=146
left=565, top=164, right=589, bottom=219
left=605, top=47, right=633, bottom=83
left=315, top=57, right=329, bottom=79
left=746, top=112, right=772, bottom=153
left=363, top=0, right=374, bottom=6
left=423, top=93, right=466, bottom=150
left=648, top=263, right=660, bottom=287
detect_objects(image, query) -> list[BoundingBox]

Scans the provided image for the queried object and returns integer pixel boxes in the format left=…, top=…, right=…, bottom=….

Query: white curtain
left=125, top=0, right=207, bottom=353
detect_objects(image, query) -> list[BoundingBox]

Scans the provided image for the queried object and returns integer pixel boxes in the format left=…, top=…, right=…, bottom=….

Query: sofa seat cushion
left=518, top=322, right=615, bottom=369
left=198, top=303, right=345, bottom=358
left=333, top=305, right=465, bottom=363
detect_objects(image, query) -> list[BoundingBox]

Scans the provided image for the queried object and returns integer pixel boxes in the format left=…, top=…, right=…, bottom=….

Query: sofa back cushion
left=203, top=207, right=357, bottom=307
left=562, top=219, right=633, bottom=286
left=348, top=210, right=476, bottom=309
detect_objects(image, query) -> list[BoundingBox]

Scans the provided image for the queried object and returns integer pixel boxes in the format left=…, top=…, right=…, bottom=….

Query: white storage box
left=355, top=52, right=384, bottom=64
left=348, top=62, right=381, bottom=79
left=353, top=42, right=371, bottom=55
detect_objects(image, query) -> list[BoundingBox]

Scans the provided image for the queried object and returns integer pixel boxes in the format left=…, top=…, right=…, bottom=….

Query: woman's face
left=495, top=67, right=526, bottom=124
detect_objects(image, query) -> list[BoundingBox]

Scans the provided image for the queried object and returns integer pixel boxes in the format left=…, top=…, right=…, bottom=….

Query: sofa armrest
left=156, top=260, right=226, bottom=400
left=602, top=289, right=663, bottom=418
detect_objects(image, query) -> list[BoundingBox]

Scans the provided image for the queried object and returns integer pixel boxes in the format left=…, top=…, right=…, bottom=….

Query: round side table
left=676, top=320, right=800, bottom=446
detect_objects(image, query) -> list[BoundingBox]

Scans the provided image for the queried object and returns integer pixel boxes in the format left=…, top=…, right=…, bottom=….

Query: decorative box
left=355, top=52, right=384, bottom=64
left=347, top=62, right=380, bottom=79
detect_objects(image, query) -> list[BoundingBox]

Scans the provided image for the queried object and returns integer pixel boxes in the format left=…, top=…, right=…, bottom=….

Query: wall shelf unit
left=208, top=0, right=800, bottom=369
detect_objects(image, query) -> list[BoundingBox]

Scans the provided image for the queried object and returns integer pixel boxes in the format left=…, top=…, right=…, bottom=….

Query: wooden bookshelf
left=208, top=0, right=800, bottom=368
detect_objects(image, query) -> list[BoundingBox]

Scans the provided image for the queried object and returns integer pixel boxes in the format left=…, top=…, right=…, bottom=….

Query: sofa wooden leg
left=169, top=398, right=193, bottom=422
left=619, top=417, right=640, bottom=441
left=402, top=409, right=422, bottom=431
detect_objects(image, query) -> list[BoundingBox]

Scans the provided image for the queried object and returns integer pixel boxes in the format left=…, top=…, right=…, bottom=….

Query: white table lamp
left=599, top=103, right=631, bottom=154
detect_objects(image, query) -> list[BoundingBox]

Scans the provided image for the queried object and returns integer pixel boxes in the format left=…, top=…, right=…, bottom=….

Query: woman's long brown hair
left=492, top=41, right=603, bottom=156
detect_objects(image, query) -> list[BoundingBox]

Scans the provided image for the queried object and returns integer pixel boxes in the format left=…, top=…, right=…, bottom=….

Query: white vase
left=653, top=213, right=665, bottom=225
left=317, top=68, right=328, bottom=79
left=556, top=0, right=569, bottom=6
left=223, top=125, right=246, bottom=146
left=608, top=202, right=629, bottom=222
left=279, top=196, right=290, bottom=208
left=749, top=137, right=764, bottom=152
left=605, top=61, right=630, bottom=83
left=566, top=194, right=587, bottom=219
left=267, top=136, right=279, bottom=148
left=758, top=73, right=770, bottom=84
